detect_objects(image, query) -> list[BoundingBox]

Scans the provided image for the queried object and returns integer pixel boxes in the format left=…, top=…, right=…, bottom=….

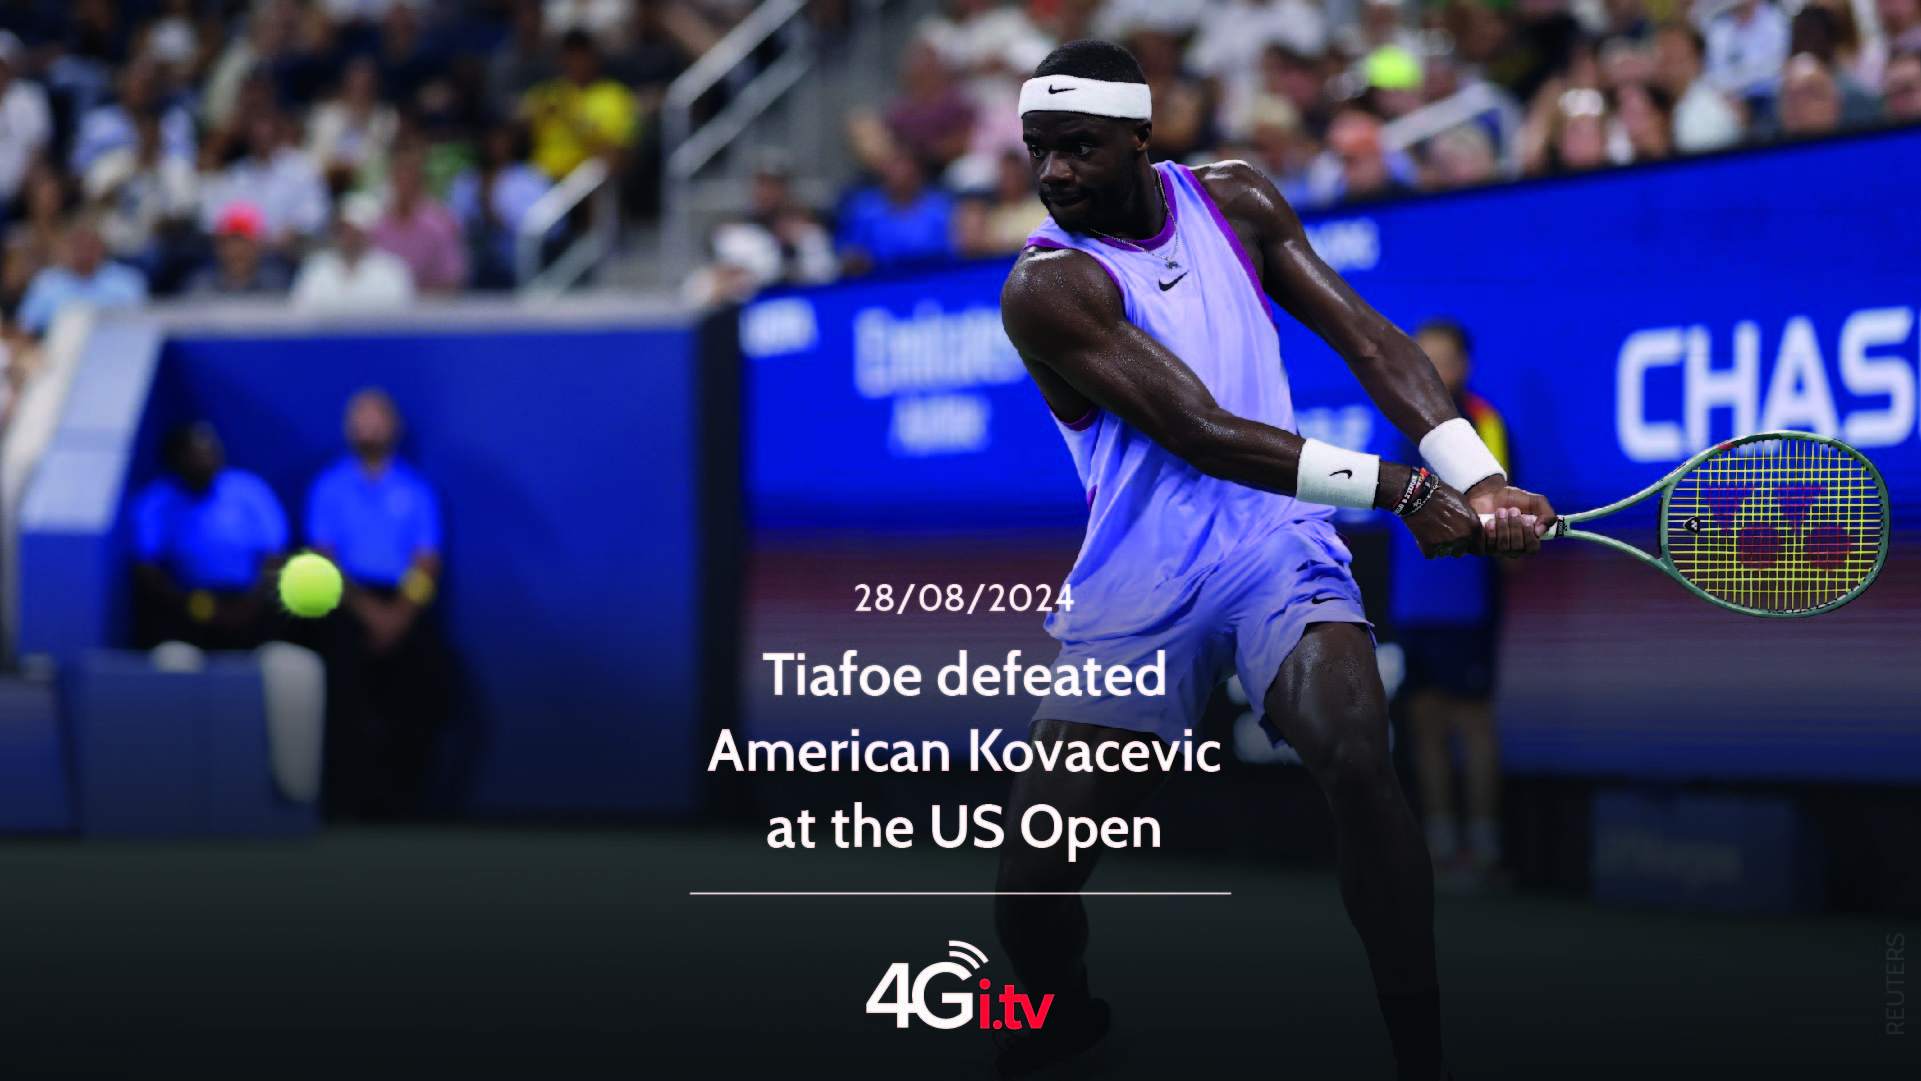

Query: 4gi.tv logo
left=866, top=940, right=1053, bottom=1031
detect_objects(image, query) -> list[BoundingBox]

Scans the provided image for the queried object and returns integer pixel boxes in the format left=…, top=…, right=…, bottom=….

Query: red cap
left=213, top=201, right=265, bottom=241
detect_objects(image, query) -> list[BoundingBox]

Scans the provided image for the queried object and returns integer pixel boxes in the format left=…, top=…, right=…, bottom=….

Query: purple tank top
left=1026, top=161, right=1330, bottom=640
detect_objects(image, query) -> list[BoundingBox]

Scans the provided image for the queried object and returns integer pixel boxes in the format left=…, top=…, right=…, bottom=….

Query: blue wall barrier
left=0, top=679, right=70, bottom=832
left=19, top=311, right=715, bottom=817
left=152, top=324, right=705, bottom=815
left=68, top=652, right=315, bottom=837
left=17, top=320, right=167, bottom=667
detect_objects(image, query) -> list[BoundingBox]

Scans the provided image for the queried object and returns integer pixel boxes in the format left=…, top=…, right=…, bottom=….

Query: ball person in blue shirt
left=305, top=388, right=453, bottom=819
left=132, top=422, right=289, bottom=649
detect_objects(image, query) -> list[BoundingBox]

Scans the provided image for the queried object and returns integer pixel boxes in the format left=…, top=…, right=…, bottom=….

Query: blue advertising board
left=743, top=261, right=1085, bottom=529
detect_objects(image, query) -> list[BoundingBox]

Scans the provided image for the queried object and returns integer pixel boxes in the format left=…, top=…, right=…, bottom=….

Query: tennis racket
left=1480, top=431, right=1889, bottom=618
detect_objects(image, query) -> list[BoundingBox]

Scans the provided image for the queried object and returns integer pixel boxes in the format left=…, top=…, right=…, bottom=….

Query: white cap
left=339, top=192, right=384, bottom=231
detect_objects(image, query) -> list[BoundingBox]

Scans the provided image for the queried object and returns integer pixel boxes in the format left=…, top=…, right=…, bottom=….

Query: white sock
left=1466, top=817, right=1502, bottom=868
left=1425, top=814, right=1459, bottom=862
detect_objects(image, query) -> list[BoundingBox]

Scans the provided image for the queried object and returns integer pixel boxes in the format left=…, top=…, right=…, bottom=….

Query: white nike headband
left=1018, top=75, right=1153, bottom=120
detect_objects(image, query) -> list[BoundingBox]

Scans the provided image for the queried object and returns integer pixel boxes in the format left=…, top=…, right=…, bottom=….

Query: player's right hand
left=1402, top=483, right=1485, bottom=559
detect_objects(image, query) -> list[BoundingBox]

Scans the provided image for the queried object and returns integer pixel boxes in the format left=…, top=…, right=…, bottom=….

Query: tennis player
left=994, top=40, right=1556, bottom=1081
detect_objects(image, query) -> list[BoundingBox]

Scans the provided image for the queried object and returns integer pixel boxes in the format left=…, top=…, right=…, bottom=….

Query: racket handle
left=1478, top=513, right=1554, bottom=538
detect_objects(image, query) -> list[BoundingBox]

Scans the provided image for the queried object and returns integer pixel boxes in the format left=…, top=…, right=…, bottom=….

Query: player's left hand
left=1466, top=481, right=1557, bottom=558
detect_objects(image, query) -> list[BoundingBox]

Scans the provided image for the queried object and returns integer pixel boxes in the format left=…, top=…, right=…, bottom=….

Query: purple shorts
left=1034, top=517, right=1371, bottom=742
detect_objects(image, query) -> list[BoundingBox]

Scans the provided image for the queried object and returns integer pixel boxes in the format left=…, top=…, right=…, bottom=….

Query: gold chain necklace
left=1086, top=174, right=1181, bottom=272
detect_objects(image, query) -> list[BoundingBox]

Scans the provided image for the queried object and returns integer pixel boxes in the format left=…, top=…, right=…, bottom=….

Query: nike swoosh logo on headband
left=1330, top=469, right=1353, bottom=478
left=1047, top=85, right=1073, bottom=94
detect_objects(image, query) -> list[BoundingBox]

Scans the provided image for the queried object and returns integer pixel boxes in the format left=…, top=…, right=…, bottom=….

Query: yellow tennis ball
left=278, top=553, right=343, bottom=618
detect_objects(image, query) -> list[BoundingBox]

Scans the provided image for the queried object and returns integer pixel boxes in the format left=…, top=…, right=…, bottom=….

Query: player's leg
left=994, top=720, right=1166, bottom=1024
left=1265, top=622, right=1446, bottom=1079
left=994, top=614, right=1216, bottom=1074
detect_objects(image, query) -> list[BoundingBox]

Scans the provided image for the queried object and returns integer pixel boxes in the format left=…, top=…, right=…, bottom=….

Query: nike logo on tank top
left=1025, top=162, right=1330, bottom=641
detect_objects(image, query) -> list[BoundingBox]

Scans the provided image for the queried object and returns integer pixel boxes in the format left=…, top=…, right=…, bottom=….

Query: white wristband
left=1295, top=438, right=1381, bottom=510
left=1419, top=417, right=1503, bottom=494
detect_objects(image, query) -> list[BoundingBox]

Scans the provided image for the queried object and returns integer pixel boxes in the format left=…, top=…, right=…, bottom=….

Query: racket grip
left=1478, top=513, right=1552, bottom=538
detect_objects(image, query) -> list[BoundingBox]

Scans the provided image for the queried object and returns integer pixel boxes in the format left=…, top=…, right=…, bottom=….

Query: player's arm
left=1002, top=247, right=1496, bottom=555
left=1207, top=162, right=1555, bottom=544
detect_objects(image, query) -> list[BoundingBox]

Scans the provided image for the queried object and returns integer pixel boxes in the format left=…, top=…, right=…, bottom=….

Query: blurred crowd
left=0, top=0, right=755, bottom=425
left=692, top=0, right=1921, bottom=300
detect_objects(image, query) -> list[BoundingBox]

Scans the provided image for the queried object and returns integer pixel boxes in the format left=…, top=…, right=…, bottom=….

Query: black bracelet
left=1391, top=467, right=1423, bottom=512
left=1392, top=468, right=1438, bottom=518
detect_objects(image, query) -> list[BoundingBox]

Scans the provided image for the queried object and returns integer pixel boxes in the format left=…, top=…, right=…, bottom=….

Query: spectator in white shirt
left=1091, top=0, right=1210, bottom=39
left=1189, top=0, right=1330, bottom=141
left=1655, top=22, right=1746, bottom=151
left=85, top=112, right=199, bottom=268
left=142, top=0, right=208, bottom=86
left=203, top=1, right=298, bottom=134
left=202, top=111, right=331, bottom=253
left=293, top=192, right=416, bottom=312
left=918, top=0, right=1053, bottom=81
left=1704, top=0, right=1791, bottom=102
left=69, top=60, right=197, bottom=177
left=683, top=155, right=835, bottom=304
left=306, top=57, right=399, bottom=194
left=544, top=0, right=628, bottom=40
left=915, top=0, right=1052, bottom=168
left=0, top=32, right=49, bottom=210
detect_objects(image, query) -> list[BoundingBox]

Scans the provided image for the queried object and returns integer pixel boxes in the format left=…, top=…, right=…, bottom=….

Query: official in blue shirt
left=305, top=388, right=452, bottom=819
left=1388, top=320, right=1513, bottom=889
left=132, top=422, right=288, bottom=649
left=307, top=446, right=443, bottom=592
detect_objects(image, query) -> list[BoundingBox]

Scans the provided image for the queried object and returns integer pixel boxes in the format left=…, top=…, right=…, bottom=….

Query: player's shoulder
left=1189, top=158, right=1300, bottom=233
left=1189, top=159, right=1281, bottom=202
left=1189, top=158, right=1269, bottom=191
left=1003, top=242, right=1121, bottom=314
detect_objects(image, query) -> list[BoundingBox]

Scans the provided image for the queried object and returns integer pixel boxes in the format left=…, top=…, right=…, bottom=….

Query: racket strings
left=1664, top=436, right=1882, bottom=615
